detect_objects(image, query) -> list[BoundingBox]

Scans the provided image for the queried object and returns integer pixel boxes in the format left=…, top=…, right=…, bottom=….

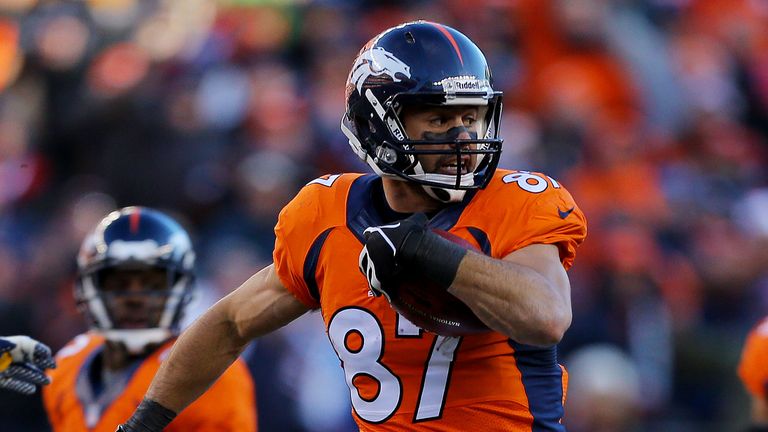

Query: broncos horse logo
left=350, top=47, right=411, bottom=93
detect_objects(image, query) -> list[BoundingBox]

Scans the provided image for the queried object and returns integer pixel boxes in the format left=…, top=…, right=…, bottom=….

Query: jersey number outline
left=502, top=171, right=560, bottom=193
left=328, top=307, right=460, bottom=423
left=307, top=174, right=342, bottom=187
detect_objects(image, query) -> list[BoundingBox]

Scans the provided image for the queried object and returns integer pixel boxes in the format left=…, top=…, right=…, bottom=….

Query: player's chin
left=113, top=318, right=154, bottom=329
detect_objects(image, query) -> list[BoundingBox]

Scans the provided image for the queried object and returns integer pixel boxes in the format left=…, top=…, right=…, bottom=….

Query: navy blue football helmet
left=342, top=20, right=503, bottom=202
left=76, top=206, right=195, bottom=354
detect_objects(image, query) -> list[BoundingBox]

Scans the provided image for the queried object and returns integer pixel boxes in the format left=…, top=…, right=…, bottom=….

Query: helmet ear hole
left=348, top=113, right=371, bottom=136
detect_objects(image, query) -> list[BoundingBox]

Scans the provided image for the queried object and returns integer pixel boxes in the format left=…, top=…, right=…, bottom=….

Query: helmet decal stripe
left=129, top=208, right=141, bottom=234
left=427, top=22, right=463, bottom=66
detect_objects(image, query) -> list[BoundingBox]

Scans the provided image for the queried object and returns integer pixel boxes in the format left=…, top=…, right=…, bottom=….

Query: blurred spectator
left=564, top=344, right=642, bottom=432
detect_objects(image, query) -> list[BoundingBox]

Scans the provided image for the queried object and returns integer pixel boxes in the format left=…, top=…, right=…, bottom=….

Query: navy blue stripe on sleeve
left=303, top=227, right=333, bottom=302
left=508, top=340, right=566, bottom=432
left=466, top=226, right=491, bottom=255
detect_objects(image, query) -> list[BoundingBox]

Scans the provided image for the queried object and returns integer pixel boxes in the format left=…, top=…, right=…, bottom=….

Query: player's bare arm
left=120, top=264, right=308, bottom=431
left=449, top=243, right=571, bottom=346
left=147, top=264, right=307, bottom=411
left=752, top=395, right=768, bottom=426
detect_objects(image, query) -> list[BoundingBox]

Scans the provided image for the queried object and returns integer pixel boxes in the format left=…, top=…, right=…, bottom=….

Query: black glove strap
left=122, top=399, right=176, bottom=432
left=403, top=230, right=468, bottom=288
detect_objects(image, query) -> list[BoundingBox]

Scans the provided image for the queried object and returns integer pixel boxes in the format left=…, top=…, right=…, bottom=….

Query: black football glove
left=359, top=213, right=468, bottom=300
left=115, top=399, right=176, bottom=432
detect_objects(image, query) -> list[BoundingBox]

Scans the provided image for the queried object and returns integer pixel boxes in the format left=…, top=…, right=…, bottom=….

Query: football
left=388, top=230, right=490, bottom=337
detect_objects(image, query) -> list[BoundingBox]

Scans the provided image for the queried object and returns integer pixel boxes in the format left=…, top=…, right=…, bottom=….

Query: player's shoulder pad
left=55, top=333, right=103, bottom=361
left=478, top=168, right=579, bottom=211
left=47, top=333, right=103, bottom=384
left=278, top=173, right=361, bottom=229
left=464, top=169, right=586, bottom=265
left=299, top=173, right=358, bottom=202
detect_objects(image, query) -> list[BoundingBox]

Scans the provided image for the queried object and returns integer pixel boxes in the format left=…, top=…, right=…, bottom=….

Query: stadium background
left=0, top=0, right=766, bottom=431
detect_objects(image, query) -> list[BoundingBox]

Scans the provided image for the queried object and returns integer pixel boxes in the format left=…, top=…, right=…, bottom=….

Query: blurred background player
left=0, top=335, right=55, bottom=395
left=43, top=206, right=256, bottom=432
left=739, top=317, right=768, bottom=432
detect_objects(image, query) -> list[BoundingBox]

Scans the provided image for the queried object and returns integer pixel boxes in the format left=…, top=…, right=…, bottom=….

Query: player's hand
left=359, top=212, right=469, bottom=298
left=359, top=213, right=430, bottom=299
left=0, top=335, right=56, bottom=395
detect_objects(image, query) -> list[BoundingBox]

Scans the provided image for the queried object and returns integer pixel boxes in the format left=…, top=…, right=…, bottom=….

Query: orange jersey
left=739, top=317, right=768, bottom=399
left=43, top=332, right=256, bottom=432
left=274, top=170, right=587, bottom=431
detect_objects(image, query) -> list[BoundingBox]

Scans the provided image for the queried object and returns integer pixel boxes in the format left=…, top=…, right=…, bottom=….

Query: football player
left=117, top=21, right=587, bottom=431
left=0, top=335, right=55, bottom=395
left=44, top=207, right=256, bottom=432
left=739, top=317, right=768, bottom=432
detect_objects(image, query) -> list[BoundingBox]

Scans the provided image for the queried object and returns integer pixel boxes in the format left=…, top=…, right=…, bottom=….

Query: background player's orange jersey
left=43, top=332, right=257, bottom=432
left=274, top=170, right=587, bottom=431
left=739, top=317, right=768, bottom=399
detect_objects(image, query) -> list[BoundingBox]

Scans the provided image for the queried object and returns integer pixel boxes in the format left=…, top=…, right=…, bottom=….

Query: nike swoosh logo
left=558, top=206, right=575, bottom=219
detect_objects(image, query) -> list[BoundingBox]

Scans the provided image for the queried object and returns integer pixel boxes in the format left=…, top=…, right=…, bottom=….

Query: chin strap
left=101, top=329, right=172, bottom=355
left=411, top=163, right=473, bottom=203
left=421, top=185, right=467, bottom=203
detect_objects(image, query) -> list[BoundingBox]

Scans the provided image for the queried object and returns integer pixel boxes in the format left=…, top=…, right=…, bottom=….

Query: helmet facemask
left=343, top=89, right=503, bottom=202
left=76, top=261, right=193, bottom=355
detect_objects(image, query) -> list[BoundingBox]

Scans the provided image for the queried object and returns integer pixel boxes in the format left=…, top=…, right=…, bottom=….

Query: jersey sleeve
left=496, top=180, right=587, bottom=269
left=274, top=185, right=322, bottom=308
left=42, top=334, right=103, bottom=432
left=273, top=174, right=351, bottom=309
left=41, top=380, right=60, bottom=430
left=738, top=318, right=768, bottom=398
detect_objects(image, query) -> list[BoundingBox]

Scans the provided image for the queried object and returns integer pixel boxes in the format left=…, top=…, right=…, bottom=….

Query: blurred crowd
left=0, top=0, right=766, bottom=431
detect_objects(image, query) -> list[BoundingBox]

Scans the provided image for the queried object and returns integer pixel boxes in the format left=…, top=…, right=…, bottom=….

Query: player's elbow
left=534, top=283, right=573, bottom=345
left=523, top=307, right=572, bottom=346
left=525, top=323, right=568, bottom=347
left=541, top=315, right=571, bottom=345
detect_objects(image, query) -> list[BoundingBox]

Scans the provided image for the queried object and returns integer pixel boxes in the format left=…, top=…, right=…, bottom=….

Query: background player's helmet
left=342, top=20, right=503, bottom=202
left=75, top=206, right=195, bottom=354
